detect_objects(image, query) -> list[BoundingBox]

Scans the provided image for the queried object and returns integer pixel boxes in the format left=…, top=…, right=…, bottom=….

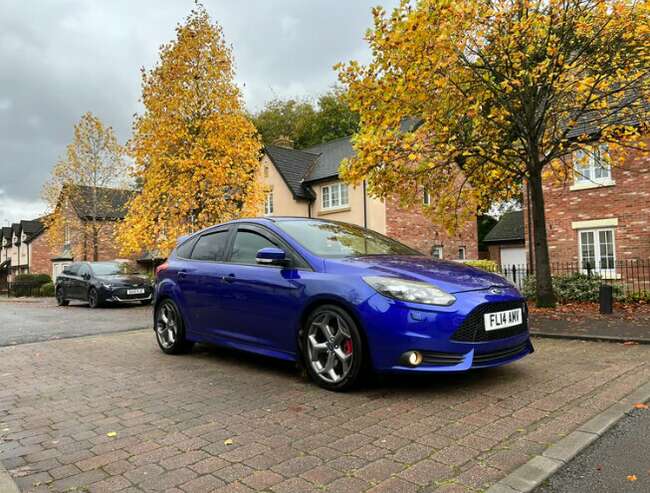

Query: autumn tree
left=42, top=112, right=128, bottom=261
left=338, top=0, right=649, bottom=306
left=118, top=5, right=263, bottom=255
left=253, top=87, right=359, bottom=148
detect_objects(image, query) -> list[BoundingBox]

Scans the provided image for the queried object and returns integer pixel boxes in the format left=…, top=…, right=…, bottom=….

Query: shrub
left=464, top=259, right=498, bottom=272
left=14, top=273, right=52, bottom=286
left=40, top=282, right=55, bottom=297
left=522, top=273, right=623, bottom=303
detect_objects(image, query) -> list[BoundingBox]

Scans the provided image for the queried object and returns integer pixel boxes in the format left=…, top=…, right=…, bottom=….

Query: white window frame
left=321, top=182, right=349, bottom=211
left=578, top=227, right=617, bottom=278
left=432, top=245, right=443, bottom=259
left=264, top=191, right=274, bottom=216
left=571, top=144, right=614, bottom=190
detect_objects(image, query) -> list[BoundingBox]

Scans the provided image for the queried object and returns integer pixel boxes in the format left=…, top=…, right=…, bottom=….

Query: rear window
left=190, top=230, right=230, bottom=261
left=176, top=238, right=195, bottom=259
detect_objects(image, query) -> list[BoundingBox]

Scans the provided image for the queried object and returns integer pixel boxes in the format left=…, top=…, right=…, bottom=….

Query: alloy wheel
left=307, top=311, right=354, bottom=384
left=156, top=302, right=178, bottom=349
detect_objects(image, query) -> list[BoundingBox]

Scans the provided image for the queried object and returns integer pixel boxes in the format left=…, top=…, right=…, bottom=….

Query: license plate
left=484, top=308, right=522, bottom=331
left=127, top=288, right=145, bottom=295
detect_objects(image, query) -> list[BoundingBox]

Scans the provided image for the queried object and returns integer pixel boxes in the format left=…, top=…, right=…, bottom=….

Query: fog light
left=401, top=351, right=423, bottom=367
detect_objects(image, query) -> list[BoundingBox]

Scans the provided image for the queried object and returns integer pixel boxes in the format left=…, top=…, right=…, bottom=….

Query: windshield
left=275, top=220, right=421, bottom=258
left=90, top=262, right=143, bottom=276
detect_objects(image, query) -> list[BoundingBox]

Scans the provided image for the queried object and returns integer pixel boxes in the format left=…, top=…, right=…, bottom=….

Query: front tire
left=154, top=299, right=194, bottom=354
left=87, top=287, right=101, bottom=308
left=56, top=287, right=69, bottom=306
left=302, top=305, right=365, bottom=391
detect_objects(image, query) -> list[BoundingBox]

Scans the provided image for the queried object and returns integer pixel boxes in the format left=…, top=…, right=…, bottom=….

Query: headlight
left=101, top=283, right=112, bottom=289
left=363, top=276, right=456, bottom=306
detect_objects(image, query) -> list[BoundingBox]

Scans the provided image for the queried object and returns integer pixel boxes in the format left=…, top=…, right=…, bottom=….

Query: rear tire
left=301, top=305, right=365, bottom=392
left=56, top=287, right=69, bottom=306
left=154, top=299, right=194, bottom=355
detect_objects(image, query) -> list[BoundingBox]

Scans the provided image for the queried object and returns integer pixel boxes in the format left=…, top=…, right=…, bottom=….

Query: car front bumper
left=359, top=287, right=534, bottom=373
left=100, top=286, right=154, bottom=303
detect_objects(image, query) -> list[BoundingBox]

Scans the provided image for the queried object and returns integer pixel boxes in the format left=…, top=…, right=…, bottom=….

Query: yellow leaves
left=106, top=432, right=117, bottom=438
left=118, top=5, right=262, bottom=256
left=627, top=474, right=637, bottom=481
left=633, top=403, right=648, bottom=410
left=224, top=438, right=234, bottom=446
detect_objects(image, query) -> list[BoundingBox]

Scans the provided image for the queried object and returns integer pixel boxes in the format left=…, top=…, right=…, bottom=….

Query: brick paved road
left=1, top=331, right=649, bottom=493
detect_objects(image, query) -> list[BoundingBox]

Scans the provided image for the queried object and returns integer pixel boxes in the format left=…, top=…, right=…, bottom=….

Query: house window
left=458, top=247, right=466, bottom=260
left=321, top=182, right=349, bottom=210
left=423, top=190, right=431, bottom=206
left=264, top=192, right=274, bottom=216
left=574, top=145, right=612, bottom=186
left=432, top=245, right=443, bottom=259
left=579, top=228, right=616, bottom=276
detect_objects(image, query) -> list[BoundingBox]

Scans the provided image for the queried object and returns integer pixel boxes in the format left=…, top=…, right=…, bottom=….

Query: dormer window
left=572, top=144, right=613, bottom=189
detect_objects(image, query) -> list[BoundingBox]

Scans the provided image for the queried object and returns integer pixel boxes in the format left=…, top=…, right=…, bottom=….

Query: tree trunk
left=528, top=169, right=556, bottom=307
left=92, top=224, right=99, bottom=261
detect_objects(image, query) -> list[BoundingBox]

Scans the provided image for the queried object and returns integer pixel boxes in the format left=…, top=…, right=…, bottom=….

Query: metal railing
left=490, top=260, right=650, bottom=299
left=7, top=281, right=44, bottom=298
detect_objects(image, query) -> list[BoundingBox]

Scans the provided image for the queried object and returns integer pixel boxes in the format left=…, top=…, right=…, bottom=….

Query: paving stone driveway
left=1, top=331, right=649, bottom=493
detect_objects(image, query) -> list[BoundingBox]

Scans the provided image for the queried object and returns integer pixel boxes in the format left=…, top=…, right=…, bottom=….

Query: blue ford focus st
left=154, top=217, right=533, bottom=391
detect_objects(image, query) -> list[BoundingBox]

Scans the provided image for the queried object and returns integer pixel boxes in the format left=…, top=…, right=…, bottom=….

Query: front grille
left=451, top=301, right=528, bottom=342
left=421, top=351, right=464, bottom=366
left=473, top=341, right=530, bottom=364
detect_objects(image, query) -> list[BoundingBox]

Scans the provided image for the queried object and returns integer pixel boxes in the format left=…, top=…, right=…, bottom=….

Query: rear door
left=76, top=263, right=92, bottom=300
left=178, top=227, right=232, bottom=336
left=218, top=224, right=307, bottom=353
left=59, top=263, right=79, bottom=299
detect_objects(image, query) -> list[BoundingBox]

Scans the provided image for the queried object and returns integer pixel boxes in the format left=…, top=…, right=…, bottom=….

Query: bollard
left=599, top=285, right=613, bottom=314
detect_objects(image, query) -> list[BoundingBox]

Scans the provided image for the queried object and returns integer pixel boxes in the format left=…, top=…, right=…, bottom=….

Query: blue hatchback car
left=154, top=217, right=533, bottom=391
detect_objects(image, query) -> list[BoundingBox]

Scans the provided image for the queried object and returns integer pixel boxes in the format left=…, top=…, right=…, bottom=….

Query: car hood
left=97, top=275, right=150, bottom=286
left=329, top=255, right=512, bottom=294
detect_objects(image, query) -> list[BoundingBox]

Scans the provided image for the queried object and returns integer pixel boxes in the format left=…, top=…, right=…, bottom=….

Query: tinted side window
left=176, top=238, right=195, bottom=259
left=190, top=230, right=229, bottom=261
left=230, top=230, right=277, bottom=265
left=78, top=264, right=91, bottom=277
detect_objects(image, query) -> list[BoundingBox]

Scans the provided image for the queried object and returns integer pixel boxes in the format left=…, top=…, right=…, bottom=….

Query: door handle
left=222, top=274, right=236, bottom=283
left=177, top=271, right=187, bottom=280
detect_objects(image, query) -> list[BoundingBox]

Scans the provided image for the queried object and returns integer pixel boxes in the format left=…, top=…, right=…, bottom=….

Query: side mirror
left=83, top=273, right=91, bottom=280
left=256, top=247, right=288, bottom=266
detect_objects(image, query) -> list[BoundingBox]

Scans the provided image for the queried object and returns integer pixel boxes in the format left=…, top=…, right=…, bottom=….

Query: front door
left=218, top=225, right=305, bottom=354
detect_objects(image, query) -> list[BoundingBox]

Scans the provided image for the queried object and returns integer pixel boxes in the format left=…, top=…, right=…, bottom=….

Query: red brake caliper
left=342, top=338, right=353, bottom=355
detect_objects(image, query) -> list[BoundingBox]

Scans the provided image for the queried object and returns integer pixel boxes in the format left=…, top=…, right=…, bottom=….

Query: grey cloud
left=0, top=0, right=399, bottom=225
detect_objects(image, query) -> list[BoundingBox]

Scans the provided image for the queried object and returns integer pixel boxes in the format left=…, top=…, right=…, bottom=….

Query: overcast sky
left=0, top=0, right=399, bottom=226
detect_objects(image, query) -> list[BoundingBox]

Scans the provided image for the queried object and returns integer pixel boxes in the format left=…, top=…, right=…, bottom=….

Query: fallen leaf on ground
left=623, top=341, right=639, bottom=346
left=224, top=438, right=233, bottom=446
left=633, top=403, right=648, bottom=409
left=627, top=474, right=637, bottom=481
left=106, top=432, right=117, bottom=438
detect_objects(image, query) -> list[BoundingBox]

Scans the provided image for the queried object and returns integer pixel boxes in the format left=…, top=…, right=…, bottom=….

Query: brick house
left=1, top=185, right=143, bottom=282
left=261, top=137, right=478, bottom=260
left=0, top=219, right=51, bottom=283
left=485, top=137, right=650, bottom=281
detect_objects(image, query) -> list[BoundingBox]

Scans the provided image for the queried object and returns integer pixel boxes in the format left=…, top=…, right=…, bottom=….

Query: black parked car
left=55, top=261, right=153, bottom=308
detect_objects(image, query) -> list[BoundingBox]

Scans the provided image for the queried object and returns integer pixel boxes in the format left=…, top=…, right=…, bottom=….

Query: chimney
left=272, top=136, right=294, bottom=149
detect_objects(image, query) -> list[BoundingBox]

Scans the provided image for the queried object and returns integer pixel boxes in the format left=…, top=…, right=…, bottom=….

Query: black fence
left=489, top=260, right=650, bottom=300
left=6, top=281, right=44, bottom=298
